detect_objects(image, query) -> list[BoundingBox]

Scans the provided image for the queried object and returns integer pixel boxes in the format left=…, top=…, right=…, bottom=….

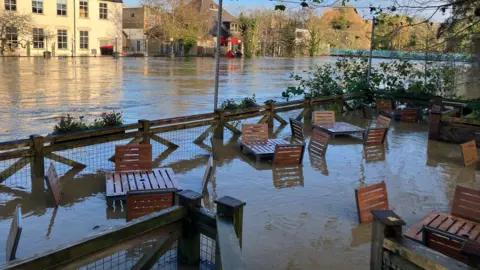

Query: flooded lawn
left=0, top=110, right=478, bottom=269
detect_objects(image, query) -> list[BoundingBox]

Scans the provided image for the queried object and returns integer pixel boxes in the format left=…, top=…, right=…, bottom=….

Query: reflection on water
left=1, top=112, right=478, bottom=268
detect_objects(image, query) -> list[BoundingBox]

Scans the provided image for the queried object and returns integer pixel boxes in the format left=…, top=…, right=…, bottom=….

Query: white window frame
left=99, top=3, right=108, bottom=19
left=5, top=0, right=17, bottom=11
left=58, top=30, right=68, bottom=49
left=57, top=0, right=67, bottom=16
left=79, top=0, right=88, bottom=18
left=33, top=28, right=44, bottom=49
left=80, top=31, right=89, bottom=49
left=32, top=0, right=43, bottom=14
left=6, top=27, right=18, bottom=49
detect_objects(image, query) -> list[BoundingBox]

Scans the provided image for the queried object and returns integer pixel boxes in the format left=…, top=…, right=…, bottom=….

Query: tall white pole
left=367, top=16, right=375, bottom=85
left=213, top=0, right=223, bottom=111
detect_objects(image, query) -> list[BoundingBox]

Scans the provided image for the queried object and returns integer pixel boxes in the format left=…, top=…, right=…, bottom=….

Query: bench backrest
left=461, top=140, right=478, bottom=166
left=364, top=128, right=388, bottom=146
left=202, top=157, right=214, bottom=193
left=309, top=128, right=330, bottom=156
left=45, top=163, right=62, bottom=206
left=362, top=104, right=374, bottom=119
left=376, top=99, right=392, bottom=111
left=376, top=115, right=391, bottom=127
left=401, top=109, right=420, bottom=122
left=115, top=144, right=152, bottom=171
left=126, top=190, right=175, bottom=221
left=241, top=124, right=268, bottom=142
left=6, top=205, right=22, bottom=262
left=422, top=225, right=468, bottom=263
left=273, top=144, right=305, bottom=165
left=451, top=185, right=480, bottom=223
left=313, top=111, right=335, bottom=125
left=355, top=181, right=389, bottom=223
left=289, top=118, right=305, bottom=142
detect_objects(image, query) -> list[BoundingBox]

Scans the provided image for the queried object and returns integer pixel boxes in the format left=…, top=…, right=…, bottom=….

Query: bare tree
left=0, top=11, right=32, bottom=55
left=107, top=5, right=123, bottom=52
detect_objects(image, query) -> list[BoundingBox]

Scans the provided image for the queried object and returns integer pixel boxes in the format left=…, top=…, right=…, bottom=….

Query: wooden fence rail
left=1, top=190, right=246, bottom=269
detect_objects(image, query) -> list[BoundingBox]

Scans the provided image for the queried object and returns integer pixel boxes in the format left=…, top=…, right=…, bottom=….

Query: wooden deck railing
left=0, top=190, right=246, bottom=269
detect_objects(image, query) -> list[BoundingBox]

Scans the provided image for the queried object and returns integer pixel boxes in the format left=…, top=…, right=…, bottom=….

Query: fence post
left=370, top=210, right=406, bottom=270
left=216, top=196, right=246, bottom=248
left=214, top=110, right=224, bottom=140
left=304, top=98, right=313, bottom=124
left=30, top=135, right=45, bottom=179
left=429, top=111, right=442, bottom=140
left=177, top=189, right=201, bottom=265
left=138, top=119, right=151, bottom=144
left=267, top=103, right=275, bottom=130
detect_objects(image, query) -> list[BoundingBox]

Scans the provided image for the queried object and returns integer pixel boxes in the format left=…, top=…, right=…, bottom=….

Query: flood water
left=0, top=58, right=479, bottom=269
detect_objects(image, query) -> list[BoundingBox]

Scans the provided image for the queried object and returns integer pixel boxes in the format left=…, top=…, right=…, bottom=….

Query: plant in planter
left=100, top=111, right=123, bottom=127
left=53, top=114, right=88, bottom=135
left=220, top=95, right=258, bottom=111
left=466, top=99, right=480, bottom=119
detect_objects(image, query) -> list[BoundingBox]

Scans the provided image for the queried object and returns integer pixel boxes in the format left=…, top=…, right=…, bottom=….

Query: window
left=99, top=3, right=107, bottom=19
left=79, top=0, right=88, bottom=18
left=58, top=30, right=67, bottom=49
left=80, top=31, right=88, bottom=49
left=5, top=0, right=16, bottom=11
left=6, top=27, right=18, bottom=49
left=231, top=23, right=239, bottom=32
left=131, top=13, right=135, bottom=18
left=57, top=0, right=67, bottom=15
left=33, top=28, right=44, bottom=49
left=32, top=0, right=43, bottom=14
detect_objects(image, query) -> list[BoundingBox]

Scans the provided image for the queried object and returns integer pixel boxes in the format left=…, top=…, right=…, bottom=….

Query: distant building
left=122, top=6, right=157, bottom=55
left=0, top=0, right=123, bottom=56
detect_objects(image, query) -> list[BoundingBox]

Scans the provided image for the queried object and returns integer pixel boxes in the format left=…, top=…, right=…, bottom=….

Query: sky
left=123, top=0, right=449, bottom=22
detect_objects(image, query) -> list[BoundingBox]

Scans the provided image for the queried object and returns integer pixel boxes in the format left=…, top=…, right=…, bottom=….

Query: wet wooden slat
left=134, top=172, right=145, bottom=190
left=153, top=170, right=167, bottom=189
left=404, top=212, right=440, bottom=241
left=106, top=173, right=115, bottom=197
left=127, top=172, right=138, bottom=191
left=160, top=169, right=174, bottom=189
left=165, top=168, right=180, bottom=189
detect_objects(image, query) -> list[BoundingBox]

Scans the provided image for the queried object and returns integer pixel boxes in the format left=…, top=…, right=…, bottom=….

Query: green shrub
left=220, top=95, right=258, bottom=111
left=53, top=114, right=88, bottom=134
left=101, top=111, right=123, bottom=127
left=323, top=103, right=342, bottom=114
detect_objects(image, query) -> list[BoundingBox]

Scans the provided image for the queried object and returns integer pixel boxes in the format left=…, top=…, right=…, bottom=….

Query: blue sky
left=123, top=0, right=448, bottom=22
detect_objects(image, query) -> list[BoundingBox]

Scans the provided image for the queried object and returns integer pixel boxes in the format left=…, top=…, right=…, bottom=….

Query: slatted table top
left=313, top=122, right=365, bottom=136
left=404, top=212, right=480, bottom=242
left=106, top=168, right=180, bottom=199
left=239, top=139, right=289, bottom=156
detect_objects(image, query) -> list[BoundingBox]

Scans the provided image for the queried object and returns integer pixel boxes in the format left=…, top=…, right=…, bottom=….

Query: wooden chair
left=461, top=140, right=478, bottom=166
left=45, top=163, right=62, bottom=206
left=422, top=225, right=468, bottom=263
left=401, top=109, right=420, bottom=122
left=289, top=118, right=305, bottom=142
left=241, top=124, right=268, bottom=142
left=6, top=205, right=22, bottom=262
left=451, top=185, right=480, bottom=223
left=273, top=144, right=305, bottom=165
left=272, top=165, right=304, bottom=189
left=202, top=157, right=214, bottom=193
left=355, top=181, right=389, bottom=223
left=115, top=144, right=152, bottom=171
left=364, top=145, right=386, bottom=163
left=313, top=111, right=335, bottom=125
left=126, top=190, right=175, bottom=221
left=309, top=128, right=330, bottom=157
left=376, top=99, right=393, bottom=112
left=362, top=103, right=374, bottom=119
left=364, top=128, right=388, bottom=146
left=376, top=115, right=391, bottom=128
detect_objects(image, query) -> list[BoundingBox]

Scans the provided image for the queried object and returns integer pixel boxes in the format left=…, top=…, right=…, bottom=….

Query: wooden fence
left=0, top=189, right=245, bottom=269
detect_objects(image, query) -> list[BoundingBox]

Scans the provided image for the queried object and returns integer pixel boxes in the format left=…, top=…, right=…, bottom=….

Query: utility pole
left=367, top=16, right=375, bottom=85
left=213, top=0, right=223, bottom=111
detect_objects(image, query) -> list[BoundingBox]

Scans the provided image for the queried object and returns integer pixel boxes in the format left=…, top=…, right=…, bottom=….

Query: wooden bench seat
left=289, top=118, right=305, bottom=142
left=313, top=111, right=335, bottom=125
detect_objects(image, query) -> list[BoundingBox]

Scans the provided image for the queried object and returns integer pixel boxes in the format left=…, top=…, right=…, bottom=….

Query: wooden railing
left=369, top=210, right=472, bottom=270
left=0, top=190, right=246, bottom=269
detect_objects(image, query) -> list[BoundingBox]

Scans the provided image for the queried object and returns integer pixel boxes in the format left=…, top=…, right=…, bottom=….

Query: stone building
left=0, top=0, right=123, bottom=56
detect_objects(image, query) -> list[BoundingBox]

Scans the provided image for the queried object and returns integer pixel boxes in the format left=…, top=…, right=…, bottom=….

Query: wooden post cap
left=370, top=210, right=406, bottom=226
left=177, top=189, right=202, bottom=201
left=215, top=196, right=246, bottom=209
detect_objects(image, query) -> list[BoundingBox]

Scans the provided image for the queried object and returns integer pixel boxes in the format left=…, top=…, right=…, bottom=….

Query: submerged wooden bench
left=313, top=122, right=365, bottom=139
left=106, top=168, right=180, bottom=200
left=355, top=182, right=389, bottom=223
left=405, top=186, right=480, bottom=242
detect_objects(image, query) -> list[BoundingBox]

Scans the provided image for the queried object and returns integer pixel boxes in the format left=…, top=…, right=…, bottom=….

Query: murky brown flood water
left=0, top=58, right=479, bottom=269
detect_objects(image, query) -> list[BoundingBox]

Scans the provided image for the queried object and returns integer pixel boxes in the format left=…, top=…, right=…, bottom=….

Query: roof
left=102, top=0, right=123, bottom=3
left=190, top=0, right=236, bottom=22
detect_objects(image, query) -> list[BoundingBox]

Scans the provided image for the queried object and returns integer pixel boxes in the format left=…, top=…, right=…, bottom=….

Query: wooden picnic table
left=404, top=212, right=480, bottom=243
left=106, top=168, right=180, bottom=200
left=239, top=139, right=289, bottom=162
left=312, top=122, right=365, bottom=138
